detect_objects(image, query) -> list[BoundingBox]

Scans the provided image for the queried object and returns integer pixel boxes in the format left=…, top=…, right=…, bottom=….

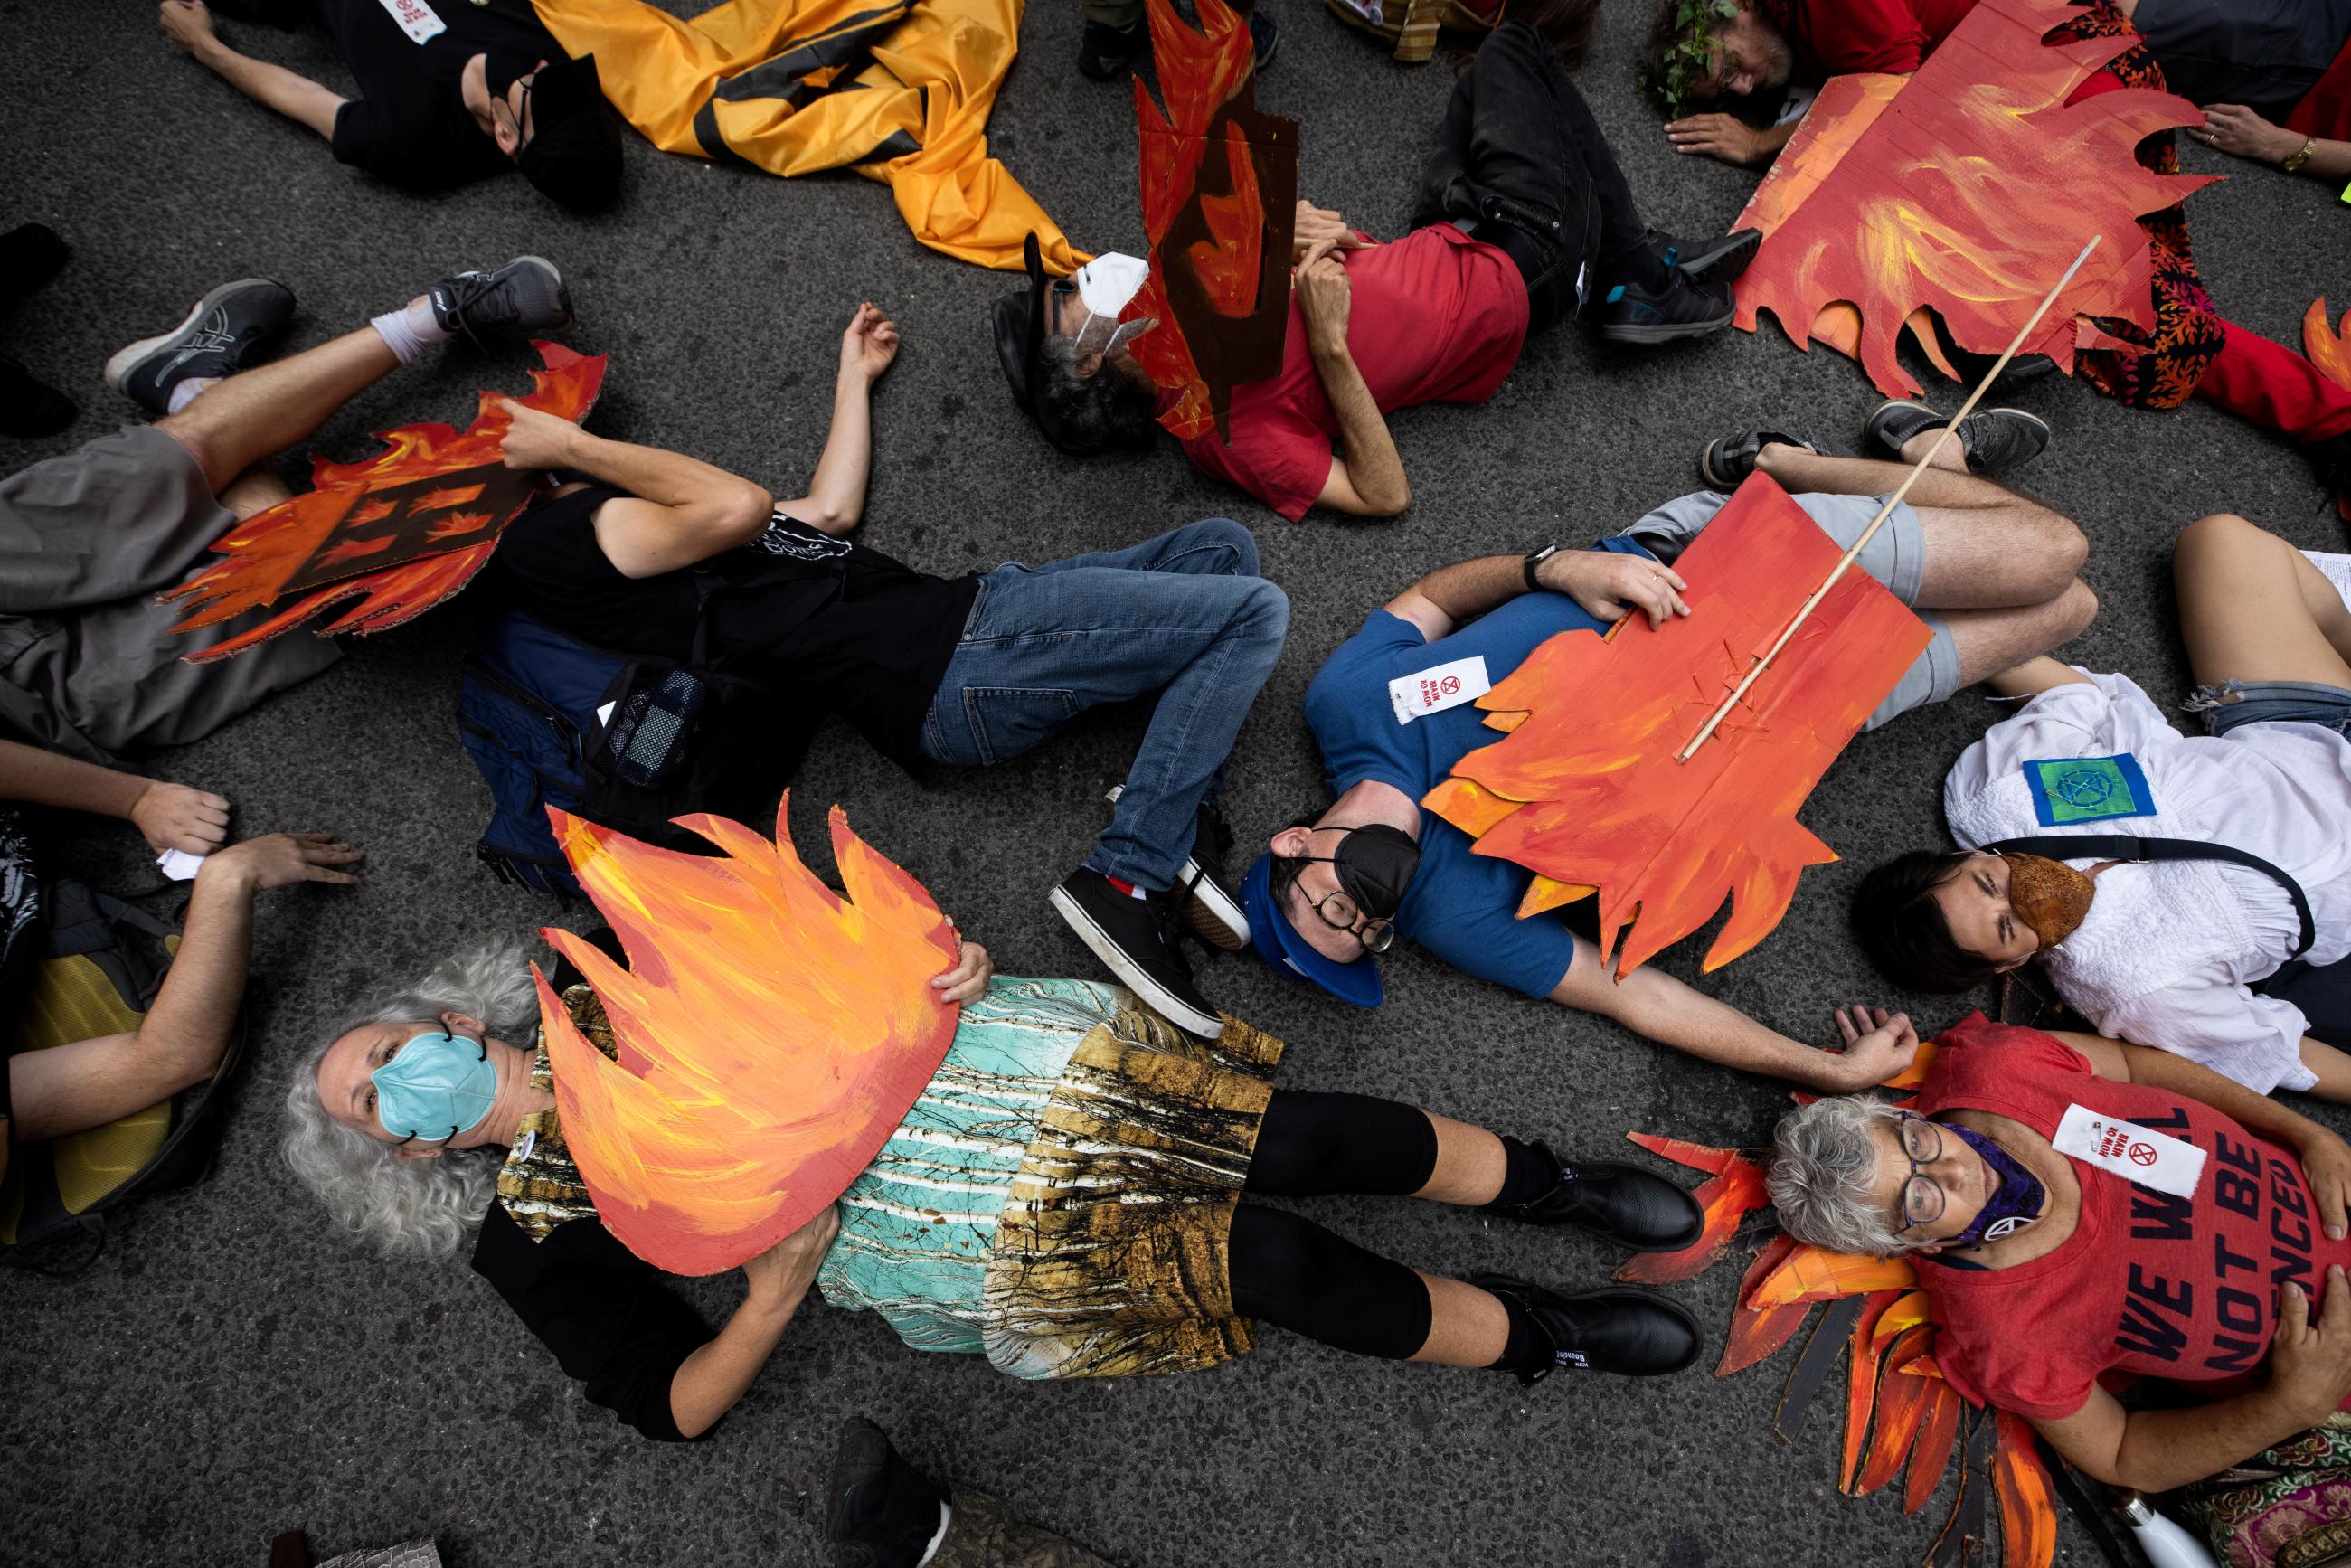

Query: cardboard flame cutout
left=533, top=798, right=963, bottom=1277
left=1422, top=477, right=1930, bottom=978
left=1126, top=0, right=1298, bottom=443
left=2309, top=296, right=2351, bottom=519
left=1729, top=0, right=2216, bottom=398
left=162, top=343, right=606, bottom=663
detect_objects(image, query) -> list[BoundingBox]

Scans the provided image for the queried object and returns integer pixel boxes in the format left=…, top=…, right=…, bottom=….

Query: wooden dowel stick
left=1675, top=234, right=2101, bottom=764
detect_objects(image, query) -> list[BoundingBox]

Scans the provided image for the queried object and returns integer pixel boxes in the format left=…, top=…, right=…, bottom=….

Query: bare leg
left=2297, top=1040, right=2351, bottom=1106
left=2173, top=513, right=2351, bottom=687
left=1412, top=1110, right=1507, bottom=1205
left=1942, top=578, right=2101, bottom=686
left=1410, top=1273, right=1511, bottom=1366
left=156, top=320, right=403, bottom=495
left=215, top=464, right=295, bottom=521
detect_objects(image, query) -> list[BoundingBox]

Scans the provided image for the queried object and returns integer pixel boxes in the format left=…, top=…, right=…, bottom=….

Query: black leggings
left=1226, top=1091, right=1444, bottom=1361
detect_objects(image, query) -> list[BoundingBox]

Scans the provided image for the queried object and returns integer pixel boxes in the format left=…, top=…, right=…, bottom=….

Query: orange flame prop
left=1905, top=1377, right=1965, bottom=1516
left=1855, top=1324, right=1939, bottom=1495
left=1750, top=1243, right=1919, bottom=1309
left=2308, top=297, right=2351, bottom=520
left=1842, top=1288, right=1907, bottom=1490
left=1615, top=1133, right=1772, bottom=1284
left=1719, top=1233, right=1815, bottom=1375
left=1993, top=1410, right=2059, bottom=1568
left=1423, top=476, right=1931, bottom=978
left=532, top=798, right=963, bottom=1276
left=162, top=343, right=606, bottom=663
left=1729, top=0, right=2217, bottom=398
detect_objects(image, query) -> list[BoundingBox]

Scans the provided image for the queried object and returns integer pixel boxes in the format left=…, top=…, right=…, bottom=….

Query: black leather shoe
left=1474, top=1274, right=1702, bottom=1382
left=1487, top=1145, right=1704, bottom=1252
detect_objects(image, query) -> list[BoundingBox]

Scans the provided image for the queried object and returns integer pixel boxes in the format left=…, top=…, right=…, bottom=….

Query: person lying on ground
left=1770, top=1011, right=2351, bottom=1493
left=489, top=304, right=1288, bottom=1040
left=995, top=6, right=1758, bottom=522
left=1855, top=515, right=2351, bottom=1100
left=1233, top=403, right=2099, bottom=1092
left=0, top=259, right=573, bottom=764
left=156, top=0, right=620, bottom=209
left=284, top=927, right=1709, bottom=1442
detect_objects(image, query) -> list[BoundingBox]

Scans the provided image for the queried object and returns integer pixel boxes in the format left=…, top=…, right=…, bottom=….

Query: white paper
left=1388, top=655, right=1491, bottom=726
left=373, top=0, right=447, bottom=44
left=156, top=849, right=206, bottom=883
left=2051, top=1101, right=2207, bottom=1198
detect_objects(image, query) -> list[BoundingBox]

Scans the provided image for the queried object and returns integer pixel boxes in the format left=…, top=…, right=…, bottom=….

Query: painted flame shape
left=1731, top=0, right=2217, bottom=397
left=161, top=342, right=606, bottom=663
left=533, top=797, right=964, bottom=1277
left=2308, top=297, right=2351, bottom=520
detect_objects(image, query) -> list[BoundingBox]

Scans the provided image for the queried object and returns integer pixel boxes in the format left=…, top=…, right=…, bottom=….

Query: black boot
left=1485, top=1142, right=1704, bottom=1251
left=827, top=1419, right=947, bottom=1568
left=1474, top=1274, right=1702, bottom=1381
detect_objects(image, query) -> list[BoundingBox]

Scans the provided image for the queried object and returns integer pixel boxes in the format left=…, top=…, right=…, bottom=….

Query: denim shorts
left=2186, top=678, right=2351, bottom=740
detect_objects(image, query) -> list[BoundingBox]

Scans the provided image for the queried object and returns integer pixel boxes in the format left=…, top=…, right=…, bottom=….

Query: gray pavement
left=2, top=3, right=2346, bottom=1565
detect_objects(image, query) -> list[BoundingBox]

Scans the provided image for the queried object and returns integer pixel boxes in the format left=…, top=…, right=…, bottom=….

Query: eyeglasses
left=1893, top=1112, right=1947, bottom=1232
left=1274, top=849, right=1395, bottom=953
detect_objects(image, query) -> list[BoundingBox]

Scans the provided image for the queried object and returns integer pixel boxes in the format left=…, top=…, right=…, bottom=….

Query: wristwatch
left=2284, top=135, right=2318, bottom=174
left=1523, top=543, right=1560, bottom=591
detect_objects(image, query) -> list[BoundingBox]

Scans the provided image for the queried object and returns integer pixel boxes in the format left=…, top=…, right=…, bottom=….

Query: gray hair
left=1766, top=1096, right=1919, bottom=1258
left=281, top=933, right=541, bottom=1261
left=1034, top=332, right=1159, bottom=453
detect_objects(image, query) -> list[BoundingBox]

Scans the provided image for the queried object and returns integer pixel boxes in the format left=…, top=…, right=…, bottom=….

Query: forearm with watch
left=2281, top=134, right=2351, bottom=182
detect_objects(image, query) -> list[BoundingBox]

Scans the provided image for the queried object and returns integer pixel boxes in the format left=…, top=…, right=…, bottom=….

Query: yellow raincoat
left=531, top=0, right=1081, bottom=273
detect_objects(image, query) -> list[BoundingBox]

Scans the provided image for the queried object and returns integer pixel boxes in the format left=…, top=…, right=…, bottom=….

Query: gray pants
left=0, top=425, right=339, bottom=761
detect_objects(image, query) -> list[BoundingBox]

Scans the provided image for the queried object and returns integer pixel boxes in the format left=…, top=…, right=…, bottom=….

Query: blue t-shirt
left=1304, top=551, right=1643, bottom=997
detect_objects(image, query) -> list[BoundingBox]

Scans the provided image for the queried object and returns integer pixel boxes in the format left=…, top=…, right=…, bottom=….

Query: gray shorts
left=1618, top=489, right=1959, bottom=732
left=0, top=425, right=339, bottom=760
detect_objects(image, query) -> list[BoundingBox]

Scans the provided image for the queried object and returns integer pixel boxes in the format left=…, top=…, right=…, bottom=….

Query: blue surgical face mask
left=373, top=1029, right=498, bottom=1145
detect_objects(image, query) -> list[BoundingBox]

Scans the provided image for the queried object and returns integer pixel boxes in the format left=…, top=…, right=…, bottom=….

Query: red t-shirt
left=1179, top=224, right=1528, bottom=522
left=1761, top=0, right=1978, bottom=81
left=1914, top=1015, right=2348, bottom=1421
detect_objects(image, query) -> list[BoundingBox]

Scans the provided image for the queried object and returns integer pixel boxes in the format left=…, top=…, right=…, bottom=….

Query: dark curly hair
left=1033, top=335, right=1159, bottom=455
left=1851, top=850, right=2003, bottom=995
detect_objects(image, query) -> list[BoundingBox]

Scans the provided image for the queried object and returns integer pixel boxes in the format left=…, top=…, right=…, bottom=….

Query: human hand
left=1827, top=1004, right=1920, bottom=1091
left=2270, top=1265, right=2351, bottom=1424
left=199, top=832, right=362, bottom=893
left=930, top=939, right=993, bottom=1005
left=2196, top=104, right=2303, bottom=164
left=1292, top=202, right=1374, bottom=264
left=1537, top=549, right=1692, bottom=629
left=159, top=0, right=221, bottom=57
left=1292, top=239, right=1354, bottom=356
left=839, top=302, right=901, bottom=384
left=495, top=399, right=585, bottom=472
left=1666, top=113, right=1769, bottom=165
left=2299, top=1128, right=2351, bottom=1243
left=128, top=779, right=231, bottom=857
left=741, top=1204, right=841, bottom=1307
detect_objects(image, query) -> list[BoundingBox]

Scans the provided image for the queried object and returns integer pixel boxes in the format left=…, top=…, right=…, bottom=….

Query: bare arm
left=1386, top=549, right=1693, bottom=642
left=1665, top=113, right=1800, bottom=167
left=496, top=401, right=774, bottom=580
left=1984, top=655, right=2094, bottom=700
left=0, top=740, right=231, bottom=856
left=667, top=1207, right=838, bottom=1439
left=1294, top=240, right=1410, bottom=518
left=160, top=2, right=345, bottom=140
left=2201, top=104, right=2351, bottom=183
left=773, top=304, right=900, bottom=535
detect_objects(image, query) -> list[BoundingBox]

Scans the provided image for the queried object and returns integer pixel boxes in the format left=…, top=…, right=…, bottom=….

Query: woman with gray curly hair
left=1765, top=1006, right=2351, bottom=1498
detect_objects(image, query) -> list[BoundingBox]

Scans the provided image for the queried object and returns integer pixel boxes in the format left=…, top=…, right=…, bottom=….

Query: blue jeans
left=919, top=518, right=1289, bottom=890
left=2187, top=678, right=2351, bottom=739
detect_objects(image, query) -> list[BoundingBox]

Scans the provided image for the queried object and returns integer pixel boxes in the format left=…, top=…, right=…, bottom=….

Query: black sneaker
left=0, top=223, right=69, bottom=298
left=0, top=355, right=74, bottom=438
left=1078, top=19, right=1146, bottom=80
left=1249, top=7, right=1279, bottom=69
left=1050, top=867, right=1223, bottom=1037
left=1473, top=1274, right=1702, bottom=1382
left=1646, top=226, right=1761, bottom=286
left=826, top=1418, right=944, bottom=1568
left=1486, top=1144, right=1704, bottom=1252
left=427, top=256, right=573, bottom=342
left=1697, top=428, right=1818, bottom=489
left=1864, top=399, right=2050, bottom=476
left=104, top=277, right=296, bottom=416
left=1104, top=785, right=1249, bottom=951
left=1596, top=272, right=1736, bottom=345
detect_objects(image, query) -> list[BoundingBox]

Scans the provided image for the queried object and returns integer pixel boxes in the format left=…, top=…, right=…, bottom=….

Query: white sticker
left=2050, top=1102, right=2206, bottom=1198
left=156, top=849, right=206, bottom=883
left=594, top=700, right=618, bottom=729
left=513, top=1128, right=538, bottom=1165
left=373, top=0, right=447, bottom=43
left=1387, top=655, right=1490, bottom=725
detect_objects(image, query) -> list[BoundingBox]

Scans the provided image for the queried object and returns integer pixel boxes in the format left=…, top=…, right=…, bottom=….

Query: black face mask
left=1325, top=823, right=1422, bottom=919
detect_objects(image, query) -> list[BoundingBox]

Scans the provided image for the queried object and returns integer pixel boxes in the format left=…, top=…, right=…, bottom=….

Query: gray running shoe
left=1698, top=428, right=1821, bottom=489
left=1865, top=399, right=2050, bottom=476
left=427, top=256, right=572, bottom=341
left=104, top=277, right=296, bottom=415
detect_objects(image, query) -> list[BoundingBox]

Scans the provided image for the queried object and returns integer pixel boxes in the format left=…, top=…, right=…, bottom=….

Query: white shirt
left=1943, top=670, right=2351, bottom=1094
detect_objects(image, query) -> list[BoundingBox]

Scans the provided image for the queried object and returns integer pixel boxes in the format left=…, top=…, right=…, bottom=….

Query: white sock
left=165, top=376, right=219, bottom=414
left=915, top=1502, right=951, bottom=1568
left=370, top=298, right=450, bottom=365
left=2304, top=550, right=2351, bottom=615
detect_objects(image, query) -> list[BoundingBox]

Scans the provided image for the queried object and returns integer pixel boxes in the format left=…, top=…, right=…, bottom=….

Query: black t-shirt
left=490, top=484, right=978, bottom=769
left=321, top=0, right=554, bottom=190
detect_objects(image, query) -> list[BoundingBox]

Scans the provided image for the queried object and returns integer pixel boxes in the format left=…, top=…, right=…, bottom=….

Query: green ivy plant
left=1639, top=0, right=1739, bottom=119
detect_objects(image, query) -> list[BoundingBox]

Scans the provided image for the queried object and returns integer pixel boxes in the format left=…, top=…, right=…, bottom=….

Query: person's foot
left=1697, top=428, right=1819, bottom=489
left=1078, top=19, right=1146, bottom=80
left=1050, top=867, right=1223, bottom=1036
left=1249, top=7, right=1279, bottom=69
left=1864, top=399, right=2050, bottom=476
left=0, top=223, right=69, bottom=298
left=427, top=256, right=573, bottom=341
left=103, top=277, right=296, bottom=417
left=1595, top=272, right=1737, bottom=345
left=826, top=1418, right=945, bottom=1568
left=0, top=355, right=74, bottom=438
left=1486, top=1147, right=1704, bottom=1251
left=1104, top=786, right=1250, bottom=951
left=1472, top=1274, right=1702, bottom=1382
left=1645, top=226, right=1761, bottom=286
